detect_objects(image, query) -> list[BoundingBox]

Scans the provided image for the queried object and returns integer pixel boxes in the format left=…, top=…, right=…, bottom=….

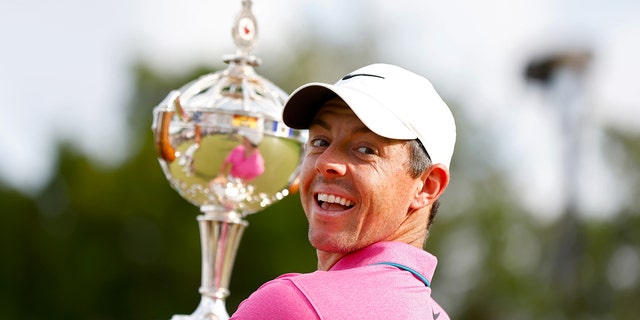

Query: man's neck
left=316, top=251, right=346, bottom=271
left=315, top=237, right=427, bottom=271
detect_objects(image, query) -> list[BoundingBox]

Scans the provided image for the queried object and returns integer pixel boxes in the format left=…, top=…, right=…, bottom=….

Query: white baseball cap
left=238, top=129, right=263, bottom=146
left=283, top=63, right=456, bottom=169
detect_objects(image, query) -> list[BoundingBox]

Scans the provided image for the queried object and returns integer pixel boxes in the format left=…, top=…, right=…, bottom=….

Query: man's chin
left=309, top=235, right=364, bottom=254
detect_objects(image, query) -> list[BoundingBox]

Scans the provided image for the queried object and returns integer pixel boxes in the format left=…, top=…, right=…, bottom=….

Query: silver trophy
left=151, top=1, right=306, bottom=319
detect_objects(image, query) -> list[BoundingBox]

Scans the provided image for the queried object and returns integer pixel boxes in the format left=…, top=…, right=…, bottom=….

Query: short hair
left=406, top=139, right=440, bottom=233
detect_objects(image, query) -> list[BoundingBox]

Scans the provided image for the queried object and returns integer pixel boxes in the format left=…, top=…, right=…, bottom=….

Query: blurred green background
left=2, top=27, right=640, bottom=320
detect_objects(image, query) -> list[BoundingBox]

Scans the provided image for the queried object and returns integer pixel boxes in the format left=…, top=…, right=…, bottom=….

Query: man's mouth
left=317, top=193, right=355, bottom=210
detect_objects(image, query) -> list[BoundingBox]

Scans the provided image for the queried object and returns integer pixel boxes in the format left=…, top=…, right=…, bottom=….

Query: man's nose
left=315, top=146, right=348, bottom=178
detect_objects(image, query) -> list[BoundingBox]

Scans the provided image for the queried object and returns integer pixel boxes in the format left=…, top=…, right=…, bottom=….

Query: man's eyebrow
left=309, top=117, right=372, bottom=136
left=309, top=118, right=330, bottom=130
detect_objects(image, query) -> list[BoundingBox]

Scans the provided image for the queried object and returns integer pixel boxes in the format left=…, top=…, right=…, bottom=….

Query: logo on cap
left=341, top=73, right=385, bottom=81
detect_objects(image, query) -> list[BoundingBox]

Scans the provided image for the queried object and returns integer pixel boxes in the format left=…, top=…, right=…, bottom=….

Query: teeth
left=318, top=193, right=353, bottom=207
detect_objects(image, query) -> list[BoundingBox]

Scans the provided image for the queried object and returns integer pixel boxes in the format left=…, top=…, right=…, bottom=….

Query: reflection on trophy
left=151, top=1, right=306, bottom=319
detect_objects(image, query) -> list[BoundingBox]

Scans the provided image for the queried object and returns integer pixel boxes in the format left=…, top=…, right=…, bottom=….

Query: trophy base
left=171, top=295, right=229, bottom=320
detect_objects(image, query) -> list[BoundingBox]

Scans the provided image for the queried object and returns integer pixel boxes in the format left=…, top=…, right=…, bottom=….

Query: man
left=230, top=63, right=456, bottom=320
left=213, top=130, right=265, bottom=182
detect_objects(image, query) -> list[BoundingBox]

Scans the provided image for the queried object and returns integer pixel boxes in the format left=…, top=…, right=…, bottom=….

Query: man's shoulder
left=275, top=268, right=447, bottom=320
left=280, top=267, right=369, bottom=285
left=230, top=274, right=318, bottom=319
left=233, top=268, right=449, bottom=320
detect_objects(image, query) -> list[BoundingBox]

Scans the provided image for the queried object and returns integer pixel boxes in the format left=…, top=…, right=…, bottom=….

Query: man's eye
left=310, top=138, right=329, bottom=147
left=356, top=146, right=376, bottom=155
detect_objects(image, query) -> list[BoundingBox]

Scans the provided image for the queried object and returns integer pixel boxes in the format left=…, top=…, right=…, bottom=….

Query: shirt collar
left=329, top=241, right=439, bottom=282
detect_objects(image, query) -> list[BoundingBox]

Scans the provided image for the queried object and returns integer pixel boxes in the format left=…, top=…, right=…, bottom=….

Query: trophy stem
left=171, top=212, right=248, bottom=320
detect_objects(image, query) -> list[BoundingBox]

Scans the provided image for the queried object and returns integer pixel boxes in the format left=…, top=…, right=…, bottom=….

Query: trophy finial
left=232, top=0, right=258, bottom=57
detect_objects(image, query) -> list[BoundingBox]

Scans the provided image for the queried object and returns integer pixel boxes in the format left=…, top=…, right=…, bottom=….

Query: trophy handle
left=155, top=90, right=198, bottom=163
left=156, top=110, right=177, bottom=162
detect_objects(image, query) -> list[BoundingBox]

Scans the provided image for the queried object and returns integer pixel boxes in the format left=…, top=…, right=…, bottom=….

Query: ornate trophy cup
left=151, top=1, right=306, bottom=319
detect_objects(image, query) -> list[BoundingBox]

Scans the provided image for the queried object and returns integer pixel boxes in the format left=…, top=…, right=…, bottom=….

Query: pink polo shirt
left=225, top=145, right=265, bottom=181
left=230, top=241, right=449, bottom=320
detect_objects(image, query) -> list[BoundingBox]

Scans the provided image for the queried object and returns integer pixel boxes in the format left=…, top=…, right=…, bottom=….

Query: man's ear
left=410, top=164, right=450, bottom=209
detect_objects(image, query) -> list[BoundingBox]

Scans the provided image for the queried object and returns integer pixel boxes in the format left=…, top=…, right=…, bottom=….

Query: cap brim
left=283, top=83, right=417, bottom=141
left=282, top=83, right=336, bottom=129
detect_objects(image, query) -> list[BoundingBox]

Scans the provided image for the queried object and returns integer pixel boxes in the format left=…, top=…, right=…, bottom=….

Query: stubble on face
left=300, top=103, right=419, bottom=256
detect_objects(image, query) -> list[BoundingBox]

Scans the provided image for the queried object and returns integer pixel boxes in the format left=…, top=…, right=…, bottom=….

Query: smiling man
left=230, top=63, right=456, bottom=320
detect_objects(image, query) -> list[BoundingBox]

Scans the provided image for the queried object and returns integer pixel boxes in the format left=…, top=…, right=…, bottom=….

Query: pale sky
left=1, top=0, right=639, bottom=222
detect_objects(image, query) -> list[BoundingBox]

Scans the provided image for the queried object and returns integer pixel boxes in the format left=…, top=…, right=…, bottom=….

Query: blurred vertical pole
left=525, top=49, right=592, bottom=317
